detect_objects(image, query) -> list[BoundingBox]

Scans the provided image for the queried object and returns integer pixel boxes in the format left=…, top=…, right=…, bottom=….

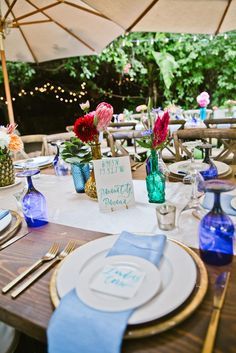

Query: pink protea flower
left=197, top=92, right=210, bottom=108
left=96, top=102, right=113, bottom=131
left=152, top=111, right=170, bottom=149
left=7, top=124, right=17, bottom=134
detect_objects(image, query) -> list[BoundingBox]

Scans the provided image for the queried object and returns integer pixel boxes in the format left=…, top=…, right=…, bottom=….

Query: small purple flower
left=141, top=129, right=152, bottom=137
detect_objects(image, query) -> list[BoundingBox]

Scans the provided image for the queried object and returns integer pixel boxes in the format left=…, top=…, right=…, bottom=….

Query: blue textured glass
left=146, top=150, right=165, bottom=203
left=200, top=145, right=218, bottom=180
left=200, top=107, right=207, bottom=121
left=199, top=180, right=235, bottom=265
left=16, top=170, right=48, bottom=228
left=71, top=163, right=90, bottom=193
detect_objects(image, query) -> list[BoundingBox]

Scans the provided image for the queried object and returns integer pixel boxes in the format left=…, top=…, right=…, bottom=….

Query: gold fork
left=11, top=241, right=77, bottom=299
left=2, top=243, right=60, bottom=293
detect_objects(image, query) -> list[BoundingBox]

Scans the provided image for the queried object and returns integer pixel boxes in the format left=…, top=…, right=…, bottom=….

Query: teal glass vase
left=146, top=149, right=165, bottom=203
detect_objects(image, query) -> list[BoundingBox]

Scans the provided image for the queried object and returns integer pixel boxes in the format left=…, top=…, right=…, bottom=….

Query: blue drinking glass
left=199, top=180, right=235, bottom=265
left=71, top=163, right=90, bottom=193
left=16, top=170, right=48, bottom=227
left=199, top=143, right=218, bottom=180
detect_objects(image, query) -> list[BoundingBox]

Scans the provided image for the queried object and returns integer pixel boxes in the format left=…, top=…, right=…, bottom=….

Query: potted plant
left=61, top=137, right=92, bottom=193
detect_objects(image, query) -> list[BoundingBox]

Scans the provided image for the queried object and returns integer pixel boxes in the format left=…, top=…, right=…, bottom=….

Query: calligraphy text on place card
left=90, top=264, right=146, bottom=299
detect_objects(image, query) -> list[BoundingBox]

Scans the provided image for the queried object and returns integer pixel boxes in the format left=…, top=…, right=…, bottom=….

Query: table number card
left=93, top=156, right=135, bottom=212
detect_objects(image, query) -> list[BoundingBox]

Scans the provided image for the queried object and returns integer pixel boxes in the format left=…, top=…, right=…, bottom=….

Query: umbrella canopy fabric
left=1, top=0, right=235, bottom=64
left=0, top=0, right=235, bottom=124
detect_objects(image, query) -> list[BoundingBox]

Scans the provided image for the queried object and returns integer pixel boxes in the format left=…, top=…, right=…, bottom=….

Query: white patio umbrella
left=1, top=0, right=236, bottom=124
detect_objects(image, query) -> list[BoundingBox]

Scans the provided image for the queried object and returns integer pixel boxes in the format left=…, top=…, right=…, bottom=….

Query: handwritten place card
left=90, top=264, right=146, bottom=299
left=93, top=156, right=135, bottom=212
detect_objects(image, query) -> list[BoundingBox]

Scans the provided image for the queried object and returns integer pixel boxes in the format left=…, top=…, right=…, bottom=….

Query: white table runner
left=1, top=175, right=235, bottom=250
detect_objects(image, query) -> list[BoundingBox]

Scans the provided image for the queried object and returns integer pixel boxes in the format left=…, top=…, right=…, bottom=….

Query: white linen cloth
left=0, top=175, right=235, bottom=250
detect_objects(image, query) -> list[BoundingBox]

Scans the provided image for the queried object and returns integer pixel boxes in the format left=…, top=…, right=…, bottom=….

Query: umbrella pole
left=0, top=32, right=15, bottom=125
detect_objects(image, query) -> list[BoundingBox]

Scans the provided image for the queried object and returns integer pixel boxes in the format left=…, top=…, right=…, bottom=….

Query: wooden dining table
left=0, top=165, right=235, bottom=353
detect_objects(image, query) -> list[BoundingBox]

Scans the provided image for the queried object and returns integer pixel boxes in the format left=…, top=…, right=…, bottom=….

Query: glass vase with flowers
left=73, top=101, right=113, bottom=199
left=197, top=91, right=210, bottom=121
left=0, top=124, right=23, bottom=187
left=138, top=100, right=170, bottom=203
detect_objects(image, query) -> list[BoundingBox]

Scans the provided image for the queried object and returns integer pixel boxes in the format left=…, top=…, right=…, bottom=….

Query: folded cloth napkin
left=0, top=210, right=10, bottom=221
left=47, top=231, right=166, bottom=353
left=202, top=192, right=236, bottom=216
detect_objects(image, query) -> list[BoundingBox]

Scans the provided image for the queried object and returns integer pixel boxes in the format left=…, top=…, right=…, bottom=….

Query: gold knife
left=201, top=272, right=230, bottom=353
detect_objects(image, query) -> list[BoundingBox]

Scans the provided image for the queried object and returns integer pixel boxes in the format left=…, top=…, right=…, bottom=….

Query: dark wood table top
left=0, top=221, right=235, bottom=353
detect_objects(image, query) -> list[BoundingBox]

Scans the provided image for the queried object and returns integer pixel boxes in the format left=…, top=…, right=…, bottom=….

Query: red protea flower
left=96, top=102, right=113, bottom=131
left=73, top=111, right=98, bottom=143
left=152, top=111, right=170, bottom=148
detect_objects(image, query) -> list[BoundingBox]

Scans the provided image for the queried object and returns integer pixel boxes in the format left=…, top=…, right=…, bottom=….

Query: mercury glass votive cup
left=199, top=180, right=235, bottom=266
left=156, top=203, right=176, bottom=231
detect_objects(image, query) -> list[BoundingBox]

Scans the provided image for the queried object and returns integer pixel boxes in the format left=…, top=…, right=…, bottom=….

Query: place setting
left=13, top=156, right=54, bottom=170
left=0, top=209, right=26, bottom=249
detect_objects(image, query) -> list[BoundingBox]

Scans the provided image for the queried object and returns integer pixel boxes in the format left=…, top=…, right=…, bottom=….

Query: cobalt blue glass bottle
left=199, top=180, right=235, bottom=265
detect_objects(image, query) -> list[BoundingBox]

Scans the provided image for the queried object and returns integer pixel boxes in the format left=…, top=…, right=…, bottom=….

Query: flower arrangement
left=197, top=91, right=210, bottom=108
left=138, top=101, right=170, bottom=151
left=74, top=102, right=114, bottom=144
left=0, top=124, right=23, bottom=156
left=0, top=124, right=23, bottom=187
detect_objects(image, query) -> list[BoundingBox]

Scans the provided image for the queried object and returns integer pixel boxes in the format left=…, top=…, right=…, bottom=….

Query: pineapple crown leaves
left=61, top=137, right=92, bottom=164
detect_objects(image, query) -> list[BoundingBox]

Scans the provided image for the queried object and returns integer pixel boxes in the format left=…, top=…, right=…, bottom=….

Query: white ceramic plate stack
left=0, top=212, right=12, bottom=232
left=169, top=160, right=230, bottom=177
left=13, top=156, right=54, bottom=170
left=56, top=235, right=197, bottom=325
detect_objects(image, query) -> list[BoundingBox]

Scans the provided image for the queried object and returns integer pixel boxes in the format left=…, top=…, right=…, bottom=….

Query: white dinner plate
left=76, top=255, right=161, bottom=312
left=0, top=179, right=21, bottom=190
left=169, top=160, right=229, bottom=176
left=57, top=236, right=197, bottom=325
left=13, top=156, right=54, bottom=169
left=231, top=197, right=236, bottom=210
left=0, top=212, right=12, bottom=232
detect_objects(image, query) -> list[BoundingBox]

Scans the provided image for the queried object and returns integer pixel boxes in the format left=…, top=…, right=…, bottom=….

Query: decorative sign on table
left=93, top=156, right=135, bottom=212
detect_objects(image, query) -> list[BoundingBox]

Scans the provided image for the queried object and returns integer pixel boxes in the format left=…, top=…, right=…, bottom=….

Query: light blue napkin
left=47, top=232, right=166, bottom=353
left=0, top=210, right=9, bottom=221
left=202, top=192, right=236, bottom=216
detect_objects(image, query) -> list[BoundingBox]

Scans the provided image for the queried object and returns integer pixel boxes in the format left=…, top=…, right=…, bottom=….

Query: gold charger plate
left=0, top=210, right=22, bottom=246
left=49, top=239, right=208, bottom=339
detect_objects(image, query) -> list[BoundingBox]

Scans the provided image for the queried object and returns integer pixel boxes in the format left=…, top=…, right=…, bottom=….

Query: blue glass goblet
left=199, top=180, right=235, bottom=265
left=199, top=143, right=218, bottom=180
left=51, top=141, right=69, bottom=176
left=16, top=170, right=48, bottom=228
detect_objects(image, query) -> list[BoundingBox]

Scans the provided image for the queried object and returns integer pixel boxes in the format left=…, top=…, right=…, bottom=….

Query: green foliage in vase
left=61, top=137, right=92, bottom=164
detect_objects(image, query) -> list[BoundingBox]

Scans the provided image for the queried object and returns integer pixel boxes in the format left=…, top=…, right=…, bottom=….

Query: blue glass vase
left=146, top=149, right=165, bottom=203
left=71, top=163, right=90, bottom=193
left=199, top=144, right=218, bottom=180
left=16, top=170, right=48, bottom=228
left=199, top=180, right=235, bottom=265
left=199, top=107, right=207, bottom=121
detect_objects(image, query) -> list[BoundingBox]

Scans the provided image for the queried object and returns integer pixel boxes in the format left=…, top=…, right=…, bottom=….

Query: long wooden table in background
left=0, top=166, right=235, bottom=353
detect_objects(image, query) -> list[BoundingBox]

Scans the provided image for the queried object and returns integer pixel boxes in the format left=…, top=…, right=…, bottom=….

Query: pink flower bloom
left=136, top=104, right=147, bottom=113
left=123, top=63, right=131, bottom=74
left=7, top=124, right=17, bottom=134
left=197, top=92, right=210, bottom=108
left=96, top=102, right=114, bottom=131
left=152, top=111, right=170, bottom=149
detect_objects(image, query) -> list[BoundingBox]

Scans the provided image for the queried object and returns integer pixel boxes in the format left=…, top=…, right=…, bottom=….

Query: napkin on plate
left=202, top=192, right=236, bottom=216
left=0, top=210, right=10, bottom=221
left=47, top=231, right=166, bottom=353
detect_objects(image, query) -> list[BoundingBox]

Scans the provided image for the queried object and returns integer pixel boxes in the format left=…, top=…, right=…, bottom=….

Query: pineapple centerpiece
left=0, top=124, right=23, bottom=187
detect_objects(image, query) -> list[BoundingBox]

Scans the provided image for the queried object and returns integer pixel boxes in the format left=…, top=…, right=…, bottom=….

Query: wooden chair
left=204, top=118, right=236, bottom=128
left=173, top=128, right=236, bottom=163
left=19, top=134, right=47, bottom=158
left=43, top=132, right=75, bottom=155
